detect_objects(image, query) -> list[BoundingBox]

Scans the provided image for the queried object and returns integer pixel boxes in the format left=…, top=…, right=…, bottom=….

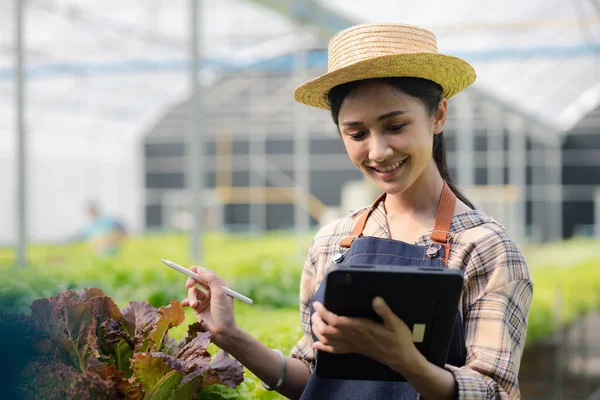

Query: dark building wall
left=143, top=128, right=555, bottom=234
left=144, top=98, right=600, bottom=239
left=561, top=130, right=600, bottom=238
left=144, top=136, right=361, bottom=230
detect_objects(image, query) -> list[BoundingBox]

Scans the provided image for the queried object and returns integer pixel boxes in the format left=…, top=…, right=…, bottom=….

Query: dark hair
left=328, top=77, right=474, bottom=209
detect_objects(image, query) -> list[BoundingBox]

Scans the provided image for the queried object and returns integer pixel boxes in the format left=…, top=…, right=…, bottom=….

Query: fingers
left=372, top=297, right=402, bottom=331
left=311, top=311, right=335, bottom=345
left=190, top=266, right=220, bottom=286
left=311, top=303, right=377, bottom=356
left=186, top=285, right=210, bottom=309
left=189, top=266, right=230, bottom=295
left=313, top=340, right=338, bottom=354
left=181, top=266, right=231, bottom=320
left=313, top=302, right=340, bottom=327
left=194, top=292, right=211, bottom=313
left=185, top=276, right=209, bottom=291
left=187, top=286, right=199, bottom=308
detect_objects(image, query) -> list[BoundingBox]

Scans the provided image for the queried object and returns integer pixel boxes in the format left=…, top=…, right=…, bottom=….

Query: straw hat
left=294, top=22, right=476, bottom=110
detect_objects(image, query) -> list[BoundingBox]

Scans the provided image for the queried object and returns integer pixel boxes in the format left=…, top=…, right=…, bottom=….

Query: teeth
left=375, top=160, right=405, bottom=172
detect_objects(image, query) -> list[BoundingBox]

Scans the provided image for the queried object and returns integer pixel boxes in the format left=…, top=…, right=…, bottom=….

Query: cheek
left=342, top=140, right=367, bottom=164
left=394, top=129, right=432, bottom=155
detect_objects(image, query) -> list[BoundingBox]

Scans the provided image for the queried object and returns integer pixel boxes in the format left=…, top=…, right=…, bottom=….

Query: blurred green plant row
left=0, top=232, right=311, bottom=313
left=0, top=234, right=598, bottom=399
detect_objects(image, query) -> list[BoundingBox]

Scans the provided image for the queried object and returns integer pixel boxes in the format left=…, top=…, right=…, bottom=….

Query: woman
left=182, top=23, right=533, bottom=399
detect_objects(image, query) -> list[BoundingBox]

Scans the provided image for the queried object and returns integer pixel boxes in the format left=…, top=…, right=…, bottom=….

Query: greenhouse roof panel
left=313, top=0, right=600, bottom=131
left=0, top=0, right=598, bottom=145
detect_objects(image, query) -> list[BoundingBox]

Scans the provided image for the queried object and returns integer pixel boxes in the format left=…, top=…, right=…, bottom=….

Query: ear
left=432, top=98, right=448, bottom=135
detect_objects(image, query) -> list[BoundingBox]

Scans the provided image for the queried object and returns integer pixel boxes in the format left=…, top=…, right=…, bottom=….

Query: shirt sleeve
left=446, top=231, right=534, bottom=399
left=290, top=239, right=319, bottom=370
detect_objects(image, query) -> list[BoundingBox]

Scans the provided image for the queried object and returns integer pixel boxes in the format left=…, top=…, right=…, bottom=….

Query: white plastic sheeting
left=0, top=0, right=296, bottom=243
left=0, top=0, right=598, bottom=243
left=315, top=0, right=600, bottom=131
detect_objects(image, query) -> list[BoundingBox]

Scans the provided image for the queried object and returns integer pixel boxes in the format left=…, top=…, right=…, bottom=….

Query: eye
left=388, top=124, right=405, bottom=133
left=348, top=131, right=367, bottom=141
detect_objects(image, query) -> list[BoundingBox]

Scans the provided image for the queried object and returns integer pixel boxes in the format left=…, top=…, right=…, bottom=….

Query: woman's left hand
left=311, top=297, right=420, bottom=373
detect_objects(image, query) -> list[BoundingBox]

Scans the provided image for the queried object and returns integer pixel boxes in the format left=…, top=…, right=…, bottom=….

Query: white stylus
left=160, top=259, right=253, bottom=305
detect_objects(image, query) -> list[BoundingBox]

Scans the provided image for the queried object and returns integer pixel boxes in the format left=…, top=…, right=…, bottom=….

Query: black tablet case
left=315, top=264, right=464, bottom=381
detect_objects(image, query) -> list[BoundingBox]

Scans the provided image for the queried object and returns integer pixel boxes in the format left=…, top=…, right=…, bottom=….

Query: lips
left=370, top=159, right=407, bottom=173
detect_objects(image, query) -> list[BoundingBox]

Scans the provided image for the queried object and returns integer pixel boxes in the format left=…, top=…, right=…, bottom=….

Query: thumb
left=372, top=297, right=401, bottom=331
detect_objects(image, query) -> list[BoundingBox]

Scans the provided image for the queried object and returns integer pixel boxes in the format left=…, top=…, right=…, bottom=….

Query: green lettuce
left=11, top=287, right=244, bottom=399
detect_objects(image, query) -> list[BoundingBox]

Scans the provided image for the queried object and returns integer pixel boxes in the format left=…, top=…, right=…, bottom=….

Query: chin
left=374, top=180, right=408, bottom=195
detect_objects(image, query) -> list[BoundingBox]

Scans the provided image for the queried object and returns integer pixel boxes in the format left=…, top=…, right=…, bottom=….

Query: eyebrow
left=340, top=110, right=408, bottom=127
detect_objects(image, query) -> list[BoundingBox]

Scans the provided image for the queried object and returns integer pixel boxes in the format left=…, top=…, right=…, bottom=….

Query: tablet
left=315, top=264, right=464, bottom=381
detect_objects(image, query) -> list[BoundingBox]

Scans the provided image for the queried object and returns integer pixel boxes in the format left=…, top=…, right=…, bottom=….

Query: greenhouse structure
left=0, top=0, right=598, bottom=247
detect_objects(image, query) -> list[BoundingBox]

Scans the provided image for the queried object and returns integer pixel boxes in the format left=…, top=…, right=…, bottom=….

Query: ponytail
left=433, top=132, right=475, bottom=209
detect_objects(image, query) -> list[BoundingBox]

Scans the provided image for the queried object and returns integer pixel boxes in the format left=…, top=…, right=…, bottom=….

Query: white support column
left=188, top=0, right=205, bottom=263
left=250, top=71, right=267, bottom=232
left=291, top=2, right=312, bottom=248
left=486, top=103, right=504, bottom=187
left=455, top=92, right=475, bottom=189
left=531, top=126, right=547, bottom=243
left=293, top=48, right=311, bottom=243
left=595, top=189, right=600, bottom=240
left=484, top=102, right=509, bottom=232
left=15, top=0, right=27, bottom=267
left=545, top=135, right=563, bottom=242
left=507, top=113, right=526, bottom=245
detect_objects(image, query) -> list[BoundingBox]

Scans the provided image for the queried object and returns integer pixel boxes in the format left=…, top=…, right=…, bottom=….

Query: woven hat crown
left=294, top=22, right=476, bottom=110
left=328, top=23, right=439, bottom=72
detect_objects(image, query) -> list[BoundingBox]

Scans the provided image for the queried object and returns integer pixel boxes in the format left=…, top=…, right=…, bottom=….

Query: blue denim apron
left=300, top=183, right=466, bottom=399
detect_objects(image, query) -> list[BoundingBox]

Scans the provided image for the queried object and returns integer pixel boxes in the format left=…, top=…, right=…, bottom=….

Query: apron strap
left=339, top=192, right=386, bottom=248
left=430, top=182, right=456, bottom=267
left=339, top=182, right=456, bottom=267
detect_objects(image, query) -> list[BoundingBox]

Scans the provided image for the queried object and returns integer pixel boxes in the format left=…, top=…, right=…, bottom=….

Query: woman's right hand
left=181, top=266, right=238, bottom=349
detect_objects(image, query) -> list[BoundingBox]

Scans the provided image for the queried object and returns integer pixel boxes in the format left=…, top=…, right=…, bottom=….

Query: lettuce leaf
left=147, top=300, right=186, bottom=352
left=174, top=369, right=206, bottom=399
left=22, top=288, right=245, bottom=398
left=87, top=361, right=144, bottom=400
left=176, top=331, right=212, bottom=368
left=130, top=330, right=238, bottom=400
left=30, top=289, right=101, bottom=371
left=178, top=321, right=205, bottom=347
left=19, top=361, right=125, bottom=400
left=75, top=287, right=107, bottom=302
left=160, top=334, right=180, bottom=357
left=121, top=301, right=159, bottom=352
left=162, top=321, right=206, bottom=358
left=90, top=293, right=123, bottom=322
left=98, top=319, right=135, bottom=377
left=131, top=352, right=192, bottom=400
left=203, top=350, right=245, bottom=389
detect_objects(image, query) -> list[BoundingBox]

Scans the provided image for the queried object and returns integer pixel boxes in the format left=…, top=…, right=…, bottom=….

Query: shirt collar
left=363, top=199, right=492, bottom=245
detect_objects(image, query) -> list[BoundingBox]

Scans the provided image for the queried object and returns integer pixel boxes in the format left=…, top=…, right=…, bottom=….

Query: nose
left=368, top=134, right=393, bottom=162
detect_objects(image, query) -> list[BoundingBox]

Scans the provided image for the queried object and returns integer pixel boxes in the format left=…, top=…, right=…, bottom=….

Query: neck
left=384, top=161, right=445, bottom=219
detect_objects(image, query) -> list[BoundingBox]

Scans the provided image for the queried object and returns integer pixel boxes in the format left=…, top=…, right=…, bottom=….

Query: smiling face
left=336, top=80, right=447, bottom=195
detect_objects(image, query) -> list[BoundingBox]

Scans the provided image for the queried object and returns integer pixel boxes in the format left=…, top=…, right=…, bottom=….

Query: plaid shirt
left=291, top=201, right=533, bottom=399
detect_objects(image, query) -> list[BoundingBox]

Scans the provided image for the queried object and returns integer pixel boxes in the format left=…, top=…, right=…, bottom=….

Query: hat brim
left=294, top=53, right=476, bottom=110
